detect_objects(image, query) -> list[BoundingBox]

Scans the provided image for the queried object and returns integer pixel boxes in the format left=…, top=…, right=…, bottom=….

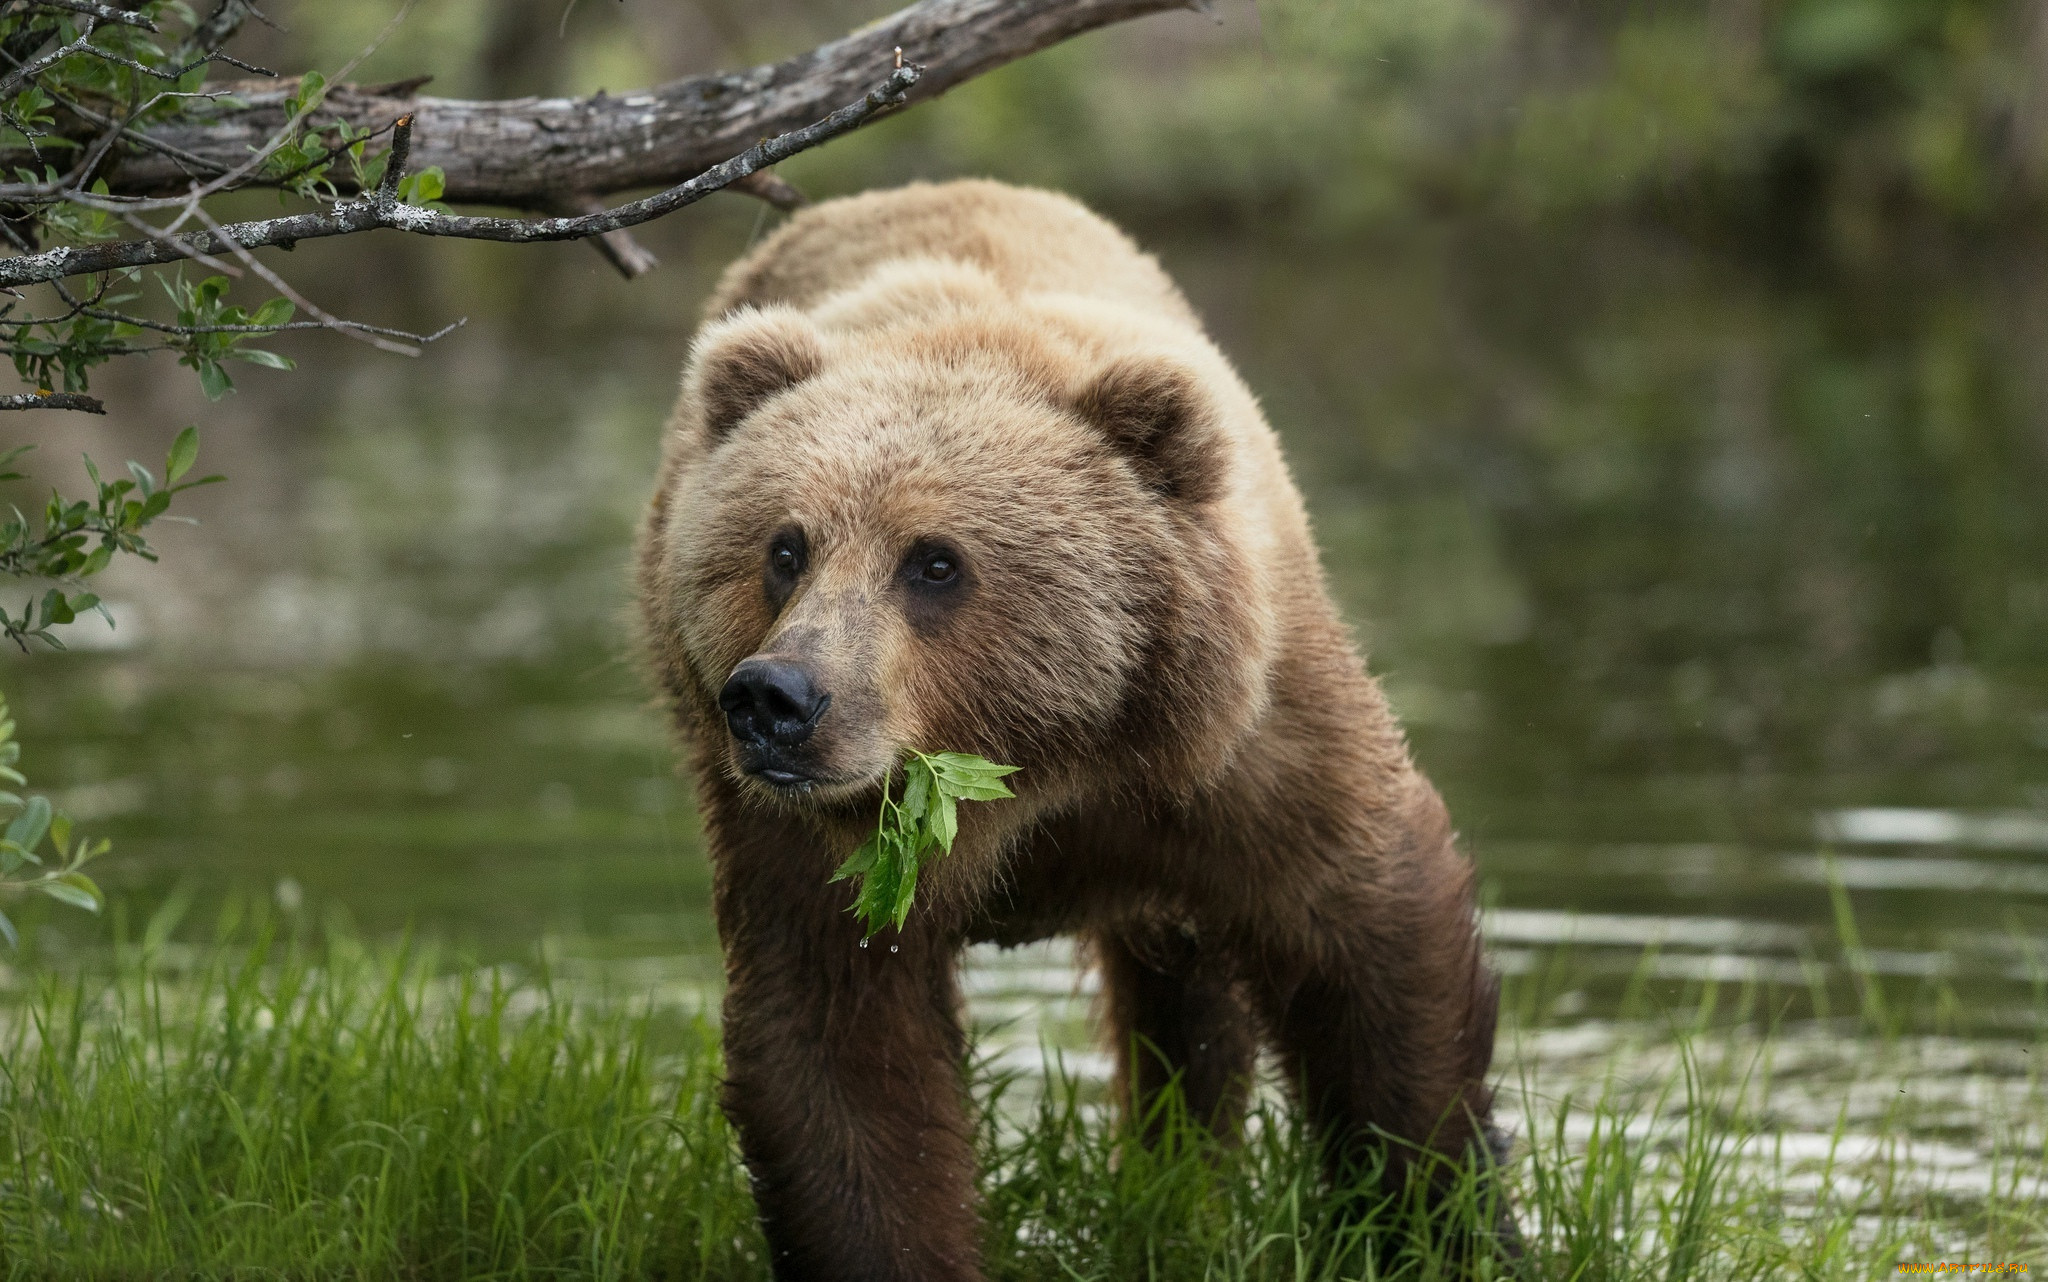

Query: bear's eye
left=762, top=530, right=806, bottom=611
left=899, top=541, right=967, bottom=632
left=900, top=541, right=967, bottom=601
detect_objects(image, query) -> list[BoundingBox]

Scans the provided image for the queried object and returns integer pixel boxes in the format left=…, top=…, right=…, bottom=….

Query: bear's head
left=639, top=288, right=1273, bottom=826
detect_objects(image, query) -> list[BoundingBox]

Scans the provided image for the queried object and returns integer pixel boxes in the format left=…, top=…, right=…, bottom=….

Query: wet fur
left=637, top=180, right=1506, bottom=1280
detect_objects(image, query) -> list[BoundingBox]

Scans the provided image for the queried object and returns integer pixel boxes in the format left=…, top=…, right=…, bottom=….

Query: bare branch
left=67, top=0, right=1193, bottom=205
left=371, top=111, right=411, bottom=208
left=69, top=40, right=274, bottom=81
left=23, top=1, right=156, bottom=31
left=0, top=64, right=925, bottom=289
left=0, top=390, right=104, bottom=412
left=68, top=305, right=461, bottom=343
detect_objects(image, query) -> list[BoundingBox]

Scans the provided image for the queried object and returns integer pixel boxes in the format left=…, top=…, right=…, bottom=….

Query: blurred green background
left=2, top=0, right=2045, bottom=1023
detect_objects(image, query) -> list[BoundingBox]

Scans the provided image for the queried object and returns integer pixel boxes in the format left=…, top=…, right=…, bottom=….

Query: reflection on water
left=3, top=219, right=2045, bottom=1238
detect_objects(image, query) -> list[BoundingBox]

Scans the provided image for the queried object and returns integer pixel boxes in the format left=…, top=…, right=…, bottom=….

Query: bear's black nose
left=719, top=658, right=829, bottom=748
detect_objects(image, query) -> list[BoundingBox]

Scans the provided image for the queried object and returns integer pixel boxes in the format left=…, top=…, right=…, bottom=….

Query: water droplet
left=889, top=944, right=899, bottom=953
left=858, top=939, right=869, bottom=949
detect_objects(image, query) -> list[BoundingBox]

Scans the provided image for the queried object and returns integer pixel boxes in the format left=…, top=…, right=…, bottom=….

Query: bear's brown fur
left=637, top=180, right=1504, bottom=1280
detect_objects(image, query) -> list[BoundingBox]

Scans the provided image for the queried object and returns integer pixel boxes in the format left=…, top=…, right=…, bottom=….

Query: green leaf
left=900, top=760, right=932, bottom=825
left=925, top=756, right=1021, bottom=800
left=250, top=298, right=295, bottom=327
left=830, top=831, right=884, bottom=884
left=39, top=588, right=74, bottom=626
left=889, top=849, right=922, bottom=928
left=930, top=791, right=959, bottom=853
left=400, top=166, right=446, bottom=203
left=938, top=777, right=1016, bottom=802
left=40, top=872, right=101, bottom=913
left=927, top=752, right=1021, bottom=780
left=868, top=840, right=910, bottom=927
left=232, top=348, right=294, bottom=371
left=197, top=360, right=231, bottom=400
left=165, top=426, right=199, bottom=483
left=5, top=793, right=50, bottom=852
left=48, top=812, right=69, bottom=859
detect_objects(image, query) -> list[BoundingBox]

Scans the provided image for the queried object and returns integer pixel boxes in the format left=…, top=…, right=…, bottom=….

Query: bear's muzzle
left=719, top=657, right=832, bottom=786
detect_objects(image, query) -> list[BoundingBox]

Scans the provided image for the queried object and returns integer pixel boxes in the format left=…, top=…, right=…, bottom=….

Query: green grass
left=0, top=922, right=2041, bottom=1280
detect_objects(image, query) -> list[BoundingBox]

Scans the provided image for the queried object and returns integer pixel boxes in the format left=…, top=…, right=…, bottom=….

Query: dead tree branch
left=47, top=0, right=1192, bottom=205
left=0, top=65, right=922, bottom=288
left=0, top=391, right=104, bottom=412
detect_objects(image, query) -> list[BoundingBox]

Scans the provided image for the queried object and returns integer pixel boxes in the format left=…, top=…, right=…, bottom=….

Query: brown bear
left=637, top=179, right=1505, bottom=1280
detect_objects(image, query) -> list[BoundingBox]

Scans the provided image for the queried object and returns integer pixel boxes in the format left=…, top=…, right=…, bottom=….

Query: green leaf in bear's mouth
left=829, top=750, right=1019, bottom=939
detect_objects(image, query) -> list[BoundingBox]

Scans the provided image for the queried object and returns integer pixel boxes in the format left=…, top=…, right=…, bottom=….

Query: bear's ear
left=687, top=308, right=826, bottom=441
left=1071, top=355, right=1227, bottom=505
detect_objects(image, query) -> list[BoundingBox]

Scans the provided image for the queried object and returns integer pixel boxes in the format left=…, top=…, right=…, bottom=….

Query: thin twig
left=0, top=19, right=95, bottom=102
left=21, top=0, right=155, bottom=30
left=0, top=271, right=112, bottom=323
left=72, top=307, right=462, bottom=342
left=254, top=115, right=398, bottom=193
left=118, top=209, right=240, bottom=276
left=72, top=42, right=274, bottom=81
left=188, top=200, right=421, bottom=356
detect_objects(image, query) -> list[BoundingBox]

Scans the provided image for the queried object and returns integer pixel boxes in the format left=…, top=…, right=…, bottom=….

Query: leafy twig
left=830, top=751, right=1018, bottom=938
left=0, top=427, right=219, bottom=648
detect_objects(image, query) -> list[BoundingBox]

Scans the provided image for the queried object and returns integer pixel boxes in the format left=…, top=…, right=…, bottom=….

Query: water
left=4, top=212, right=2045, bottom=1239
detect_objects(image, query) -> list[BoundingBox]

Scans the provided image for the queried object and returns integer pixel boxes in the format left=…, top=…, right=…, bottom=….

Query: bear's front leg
left=1240, top=779, right=1505, bottom=1202
left=1095, top=923, right=1258, bottom=1142
left=708, top=794, right=983, bottom=1282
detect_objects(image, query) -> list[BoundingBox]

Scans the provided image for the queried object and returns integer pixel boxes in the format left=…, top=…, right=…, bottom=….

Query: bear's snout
left=719, top=657, right=831, bottom=782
